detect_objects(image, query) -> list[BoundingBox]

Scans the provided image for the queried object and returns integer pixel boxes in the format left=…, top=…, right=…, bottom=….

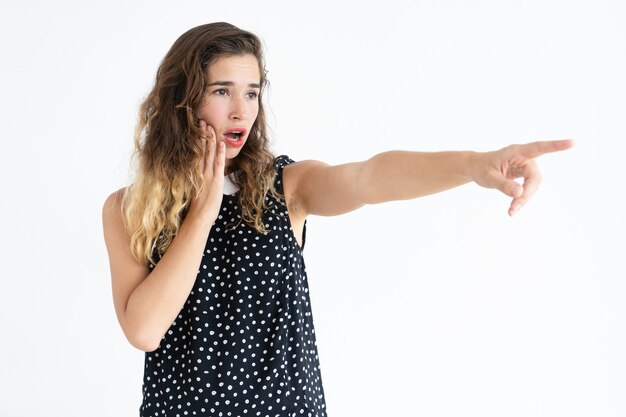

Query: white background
left=1, top=0, right=624, bottom=416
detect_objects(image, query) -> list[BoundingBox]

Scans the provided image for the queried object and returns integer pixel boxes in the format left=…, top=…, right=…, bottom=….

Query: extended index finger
left=519, top=139, right=575, bottom=159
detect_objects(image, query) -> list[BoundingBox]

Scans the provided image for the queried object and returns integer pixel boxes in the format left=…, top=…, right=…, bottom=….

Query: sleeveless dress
left=139, top=155, right=328, bottom=417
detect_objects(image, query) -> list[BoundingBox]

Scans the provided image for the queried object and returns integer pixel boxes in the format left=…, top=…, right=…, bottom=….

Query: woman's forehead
left=207, top=54, right=261, bottom=83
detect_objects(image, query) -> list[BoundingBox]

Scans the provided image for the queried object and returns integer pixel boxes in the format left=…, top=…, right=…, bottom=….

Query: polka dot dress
left=140, top=155, right=328, bottom=417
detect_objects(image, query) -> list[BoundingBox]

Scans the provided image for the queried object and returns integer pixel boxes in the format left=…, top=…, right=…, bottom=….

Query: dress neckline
left=224, top=173, right=239, bottom=195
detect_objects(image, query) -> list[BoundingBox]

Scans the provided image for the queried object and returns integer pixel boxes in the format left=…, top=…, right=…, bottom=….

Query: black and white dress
left=140, top=155, right=328, bottom=417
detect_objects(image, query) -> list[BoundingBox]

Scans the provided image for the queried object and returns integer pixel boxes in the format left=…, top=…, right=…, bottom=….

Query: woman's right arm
left=103, top=125, right=224, bottom=352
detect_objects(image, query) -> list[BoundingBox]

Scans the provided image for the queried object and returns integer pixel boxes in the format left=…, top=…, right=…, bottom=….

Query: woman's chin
left=224, top=147, right=244, bottom=169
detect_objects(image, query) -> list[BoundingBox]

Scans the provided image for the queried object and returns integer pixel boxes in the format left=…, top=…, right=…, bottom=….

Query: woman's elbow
left=123, top=324, right=162, bottom=352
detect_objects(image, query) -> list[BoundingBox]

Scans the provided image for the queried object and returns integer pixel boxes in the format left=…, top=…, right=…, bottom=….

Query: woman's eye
left=215, top=89, right=227, bottom=96
left=247, top=92, right=258, bottom=99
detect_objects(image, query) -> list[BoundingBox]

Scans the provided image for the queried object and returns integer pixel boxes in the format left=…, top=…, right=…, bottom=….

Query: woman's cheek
left=200, top=101, right=222, bottom=122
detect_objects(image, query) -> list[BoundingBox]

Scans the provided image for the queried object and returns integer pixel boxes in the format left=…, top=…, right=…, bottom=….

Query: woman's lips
left=222, top=128, right=246, bottom=148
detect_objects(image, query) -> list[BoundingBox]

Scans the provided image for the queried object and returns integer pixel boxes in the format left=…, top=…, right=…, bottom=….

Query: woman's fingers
left=508, top=162, right=542, bottom=216
left=199, top=121, right=224, bottom=179
left=199, top=120, right=217, bottom=177
left=197, top=120, right=224, bottom=190
left=518, top=139, right=575, bottom=159
left=206, top=133, right=216, bottom=169
left=504, top=139, right=572, bottom=215
left=488, top=172, right=524, bottom=198
left=474, top=139, right=573, bottom=216
left=188, top=119, right=225, bottom=223
left=199, top=132, right=207, bottom=175
left=214, top=140, right=226, bottom=177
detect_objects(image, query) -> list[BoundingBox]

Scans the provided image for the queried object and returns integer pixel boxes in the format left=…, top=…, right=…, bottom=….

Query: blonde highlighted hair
left=122, top=22, right=279, bottom=266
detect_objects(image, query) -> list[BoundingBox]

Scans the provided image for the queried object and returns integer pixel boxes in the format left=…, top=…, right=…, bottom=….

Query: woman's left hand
left=470, top=139, right=575, bottom=216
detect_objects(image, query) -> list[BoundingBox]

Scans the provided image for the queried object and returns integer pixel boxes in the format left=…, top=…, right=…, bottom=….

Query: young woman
left=102, top=22, right=573, bottom=417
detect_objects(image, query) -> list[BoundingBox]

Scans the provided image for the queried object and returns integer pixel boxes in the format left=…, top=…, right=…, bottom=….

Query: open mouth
left=223, top=128, right=246, bottom=147
left=225, top=132, right=242, bottom=141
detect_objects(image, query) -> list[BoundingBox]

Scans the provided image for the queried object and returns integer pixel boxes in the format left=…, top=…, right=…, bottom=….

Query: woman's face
left=195, top=54, right=261, bottom=167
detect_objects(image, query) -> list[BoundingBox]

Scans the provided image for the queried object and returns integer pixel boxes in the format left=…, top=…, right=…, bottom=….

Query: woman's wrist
left=183, top=204, right=216, bottom=231
left=463, top=150, right=485, bottom=183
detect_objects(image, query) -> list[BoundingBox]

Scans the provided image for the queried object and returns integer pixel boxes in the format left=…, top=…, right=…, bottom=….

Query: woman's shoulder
left=273, top=155, right=325, bottom=179
left=272, top=155, right=295, bottom=176
left=103, top=187, right=127, bottom=212
left=273, top=154, right=293, bottom=165
left=102, top=187, right=128, bottom=227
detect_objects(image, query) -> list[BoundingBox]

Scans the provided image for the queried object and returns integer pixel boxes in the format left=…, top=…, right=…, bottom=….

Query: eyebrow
left=206, top=81, right=261, bottom=88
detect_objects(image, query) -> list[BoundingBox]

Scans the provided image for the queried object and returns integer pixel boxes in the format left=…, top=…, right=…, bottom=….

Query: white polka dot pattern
left=140, top=155, right=328, bottom=417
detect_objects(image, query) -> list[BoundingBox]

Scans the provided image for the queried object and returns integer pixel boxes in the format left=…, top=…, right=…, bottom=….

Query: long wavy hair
left=122, top=22, right=278, bottom=266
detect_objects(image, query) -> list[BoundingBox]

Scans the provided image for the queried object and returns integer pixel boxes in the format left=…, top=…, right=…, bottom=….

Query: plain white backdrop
left=1, top=0, right=624, bottom=416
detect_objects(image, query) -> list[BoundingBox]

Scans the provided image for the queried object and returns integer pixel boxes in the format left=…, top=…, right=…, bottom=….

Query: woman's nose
left=229, top=97, right=247, bottom=120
